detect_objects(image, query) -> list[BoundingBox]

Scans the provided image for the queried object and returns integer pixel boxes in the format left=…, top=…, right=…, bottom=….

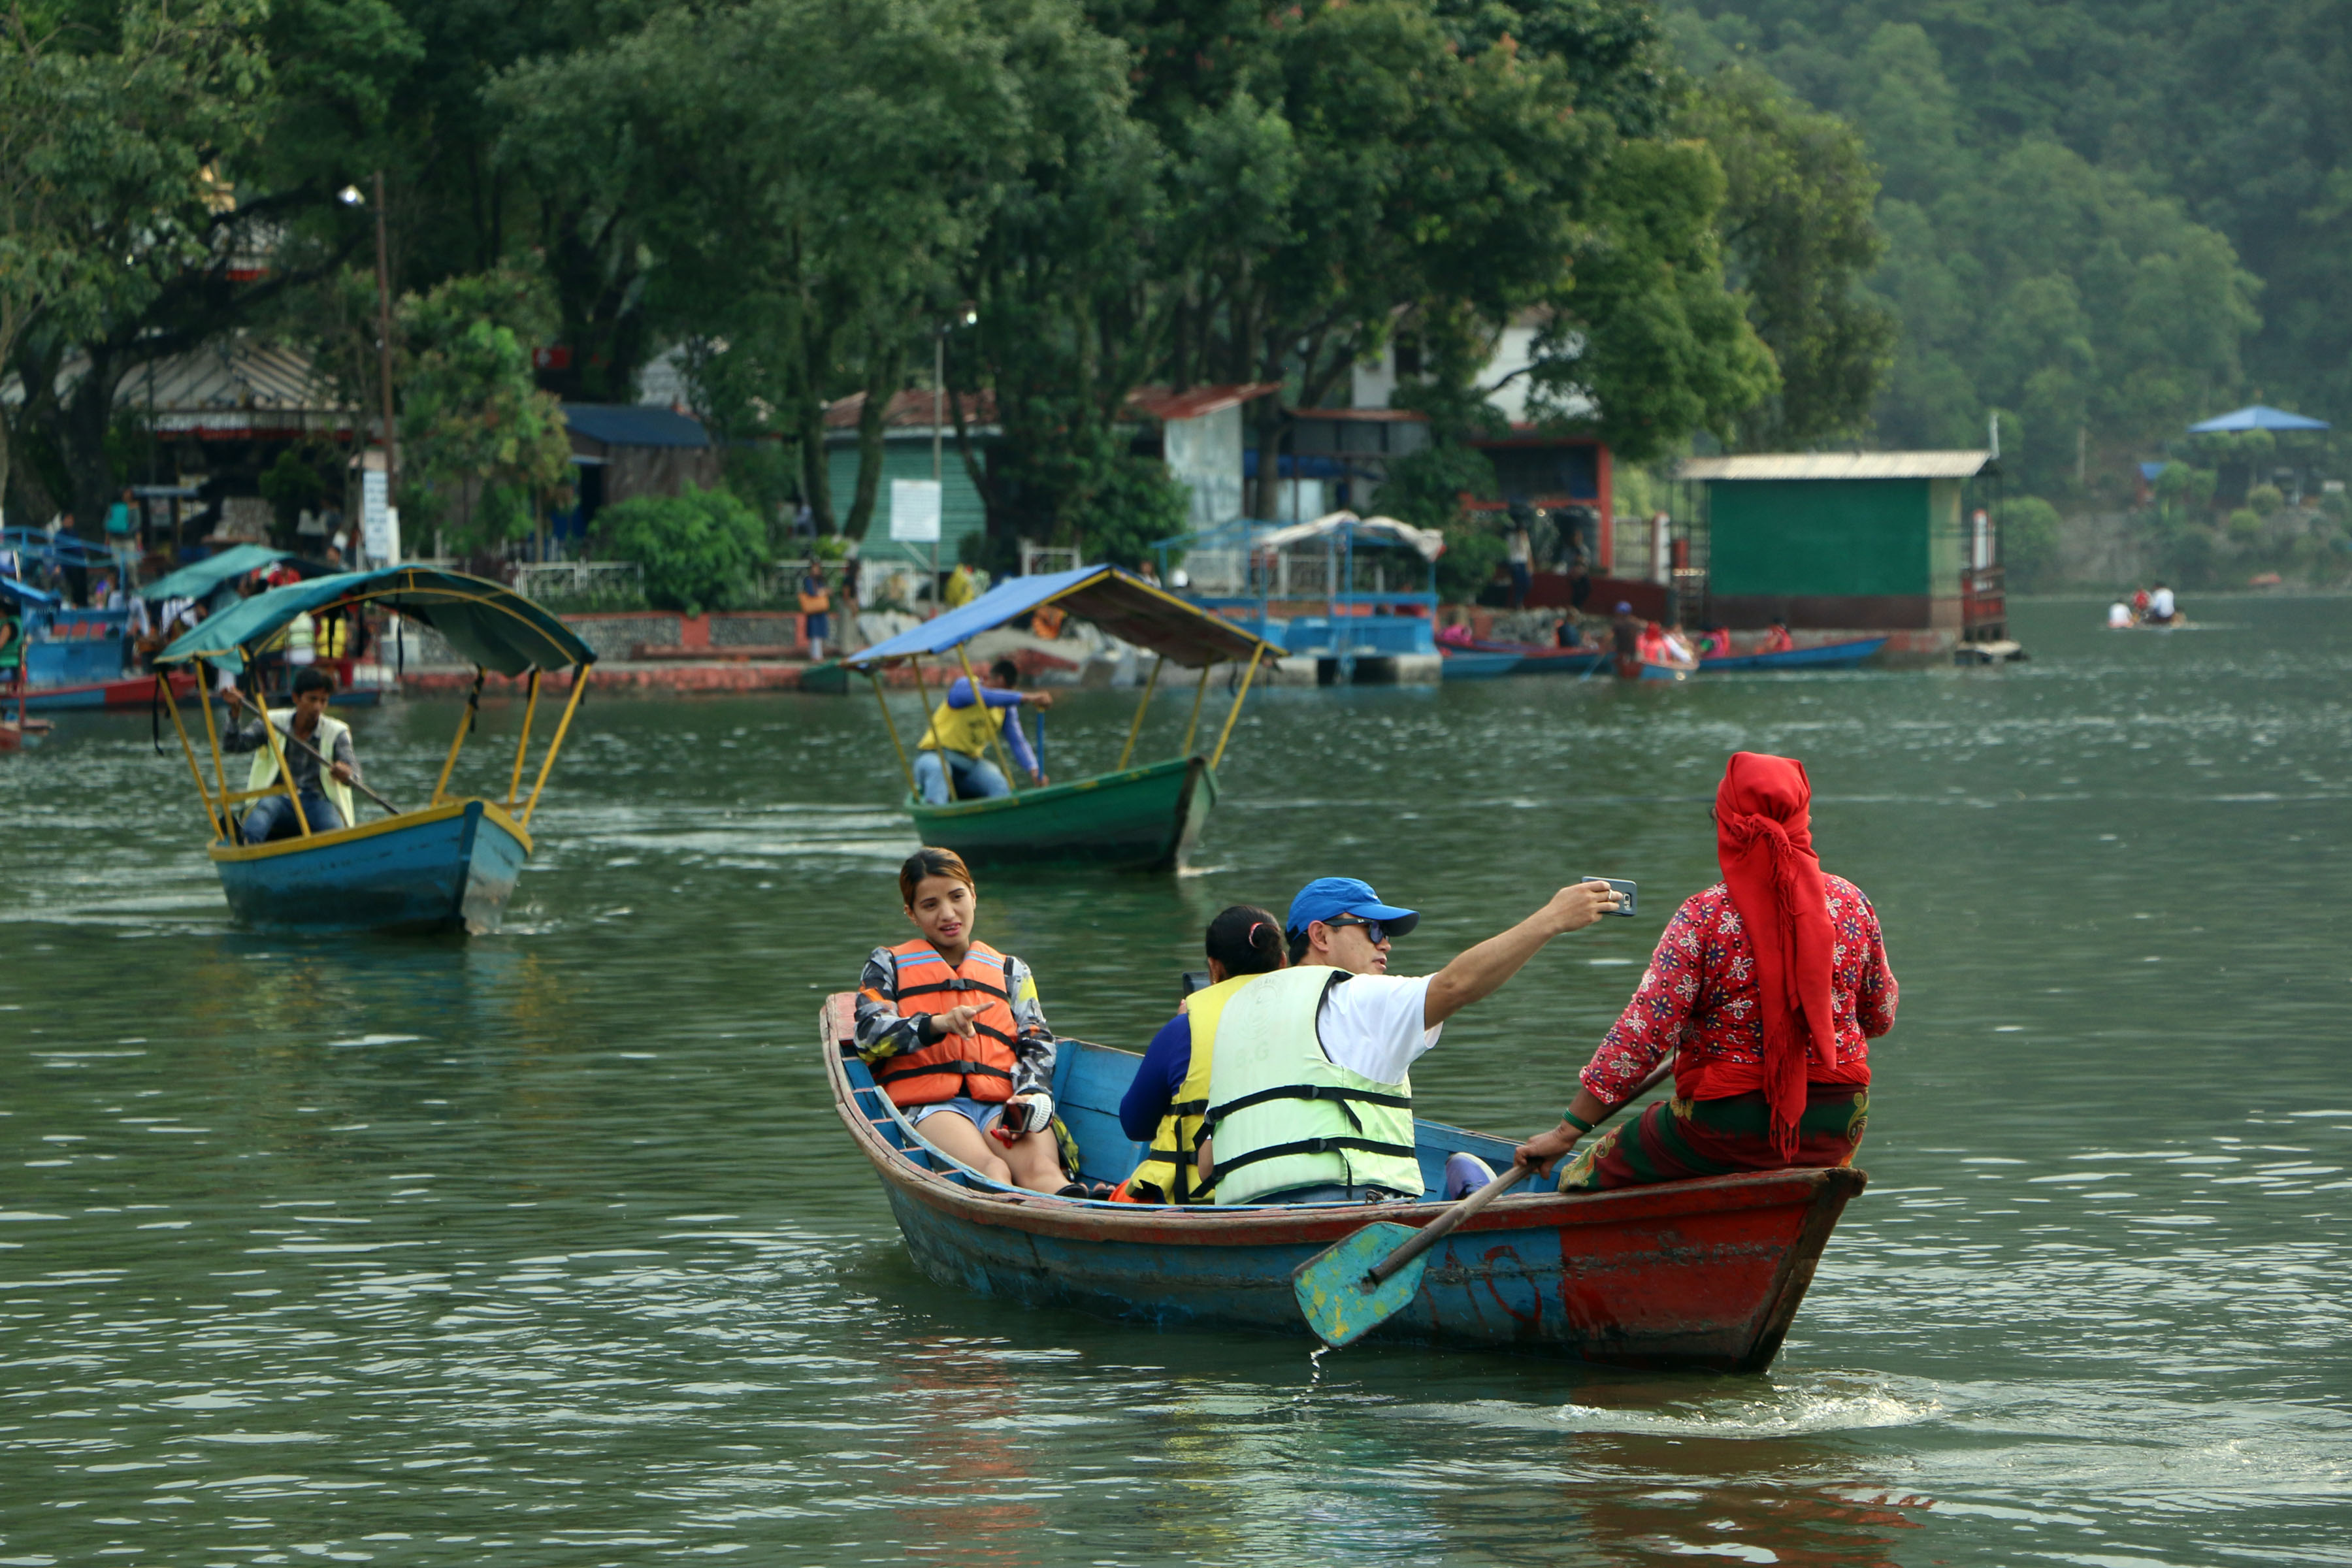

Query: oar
left=1292, top=1054, right=1677, bottom=1348
left=222, top=691, right=405, bottom=816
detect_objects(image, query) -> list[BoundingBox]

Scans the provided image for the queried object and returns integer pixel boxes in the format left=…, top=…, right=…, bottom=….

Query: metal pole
left=372, top=172, right=398, bottom=501
left=506, top=668, right=541, bottom=807
left=1181, top=662, right=1211, bottom=757
left=521, top=664, right=590, bottom=828
left=955, top=644, right=1021, bottom=796
left=1210, top=644, right=1264, bottom=771
left=911, top=653, right=952, bottom=800
left=1117, top=655, right=1164, bottom=771
left=931, top=330, right=943, bottom=616
left=868, top=666, right=917, bottom=794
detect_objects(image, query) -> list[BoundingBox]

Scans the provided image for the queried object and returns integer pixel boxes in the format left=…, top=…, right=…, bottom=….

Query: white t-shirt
left=1507, top=530, right=1532, bottom=565
left=1315, top=972, right=1441, bottom=1085
left=2150, top=587, right=2176, bottom=618
left=2108, top=602, right=2132, bottom=627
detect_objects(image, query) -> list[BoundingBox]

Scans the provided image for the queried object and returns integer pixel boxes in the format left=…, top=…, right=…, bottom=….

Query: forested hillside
left=1669, top=0, right=2350, bottom=506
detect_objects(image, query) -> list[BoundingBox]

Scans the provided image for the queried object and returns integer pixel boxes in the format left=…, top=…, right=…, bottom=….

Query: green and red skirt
left=1560, top=1083, right=1867, bottom=1192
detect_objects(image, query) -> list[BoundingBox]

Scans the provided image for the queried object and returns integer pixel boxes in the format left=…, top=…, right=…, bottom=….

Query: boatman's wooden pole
left=868, top=665, right=917, bottom=794
left=1180, top=661, right=1211, bottom=757
left=1117, top=655, right=1164, bottom=771
left=955, top=644, right=1021, bottom=796
left=1210, top=644, right=1265, bottom=771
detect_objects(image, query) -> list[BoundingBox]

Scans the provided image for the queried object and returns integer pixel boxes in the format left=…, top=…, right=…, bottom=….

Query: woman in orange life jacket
left=854, top=847, right=1072, bottom=1194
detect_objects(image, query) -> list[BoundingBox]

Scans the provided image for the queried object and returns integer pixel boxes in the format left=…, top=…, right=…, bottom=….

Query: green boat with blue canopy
left=845, top=564, right=1281, bottom=872
left=154, top=566, right=596, bottom=934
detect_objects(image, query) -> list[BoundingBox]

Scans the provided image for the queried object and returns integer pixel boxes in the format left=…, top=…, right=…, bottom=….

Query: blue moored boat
left=824, top=994, right=1865, bottom=1369
left=155, top=567, right=596, bottom=936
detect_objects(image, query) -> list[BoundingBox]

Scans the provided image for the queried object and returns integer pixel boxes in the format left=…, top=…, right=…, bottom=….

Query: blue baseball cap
left=1286, top=877, right=1420, bottom=940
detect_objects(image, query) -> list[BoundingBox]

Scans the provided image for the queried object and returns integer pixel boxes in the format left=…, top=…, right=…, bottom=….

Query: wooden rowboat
left=906, top=755, right=1215, bottom=872
left=155, top=567, right=595, bottom=936
left=847, top=565, right=1280, bottom=874
left=824, top=994, right=1865, bottom=1369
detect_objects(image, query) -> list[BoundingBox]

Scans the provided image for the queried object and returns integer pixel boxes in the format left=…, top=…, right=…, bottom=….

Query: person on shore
left=1196, top=874, right=1625, bottom=1206
left=1505, top=512, right=1534, bottom=610
left=1115, top=905, right=1289, bottom=1203
left=854, top=847, right=1077, bottom=1195
left=220, top=668, right=359, bottom=841
left=798, top=566, right=831, bottom=661
left=913, top=657, right=1053, bottom=804
left=1516, top=752, right=1897, bottom=1190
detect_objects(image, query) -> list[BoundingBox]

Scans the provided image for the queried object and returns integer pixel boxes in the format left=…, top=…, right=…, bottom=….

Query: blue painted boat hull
left=1438, top=651, right=1521, bottom=679
left=1697, top=637, right=1889, bottom=672
left=211, top=798, right=531, bottom=934
left=824, top=998, right=1863, bottom=1369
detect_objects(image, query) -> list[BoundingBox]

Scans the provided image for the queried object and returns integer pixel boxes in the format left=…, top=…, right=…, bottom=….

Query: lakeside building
left=1675, top=450, right=2003, bottom=649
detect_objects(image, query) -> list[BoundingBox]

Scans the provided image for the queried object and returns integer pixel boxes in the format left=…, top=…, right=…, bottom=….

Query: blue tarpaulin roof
left=157, top=566, right=596, bottom=675
left=846, top=564, right=1277, bottom=670
left=2187, top=404, right=2330, bottom=433
left=563, top=404, right=711, bottom=449
left=137, top=544, right=291, bottom=601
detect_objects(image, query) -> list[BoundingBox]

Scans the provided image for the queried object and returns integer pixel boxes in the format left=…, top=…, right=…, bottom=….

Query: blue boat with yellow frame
left=153, top=567, right=596, bottom=935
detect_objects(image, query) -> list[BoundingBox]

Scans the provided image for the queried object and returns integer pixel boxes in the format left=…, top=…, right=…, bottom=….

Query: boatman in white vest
left=1198, top=874, right=1625, bottom=1205
left=221, top=668, right=361, bottom=841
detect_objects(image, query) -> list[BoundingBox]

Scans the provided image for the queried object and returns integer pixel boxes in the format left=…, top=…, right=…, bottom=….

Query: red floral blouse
left=1578, top=876, right=1898, bottom=1104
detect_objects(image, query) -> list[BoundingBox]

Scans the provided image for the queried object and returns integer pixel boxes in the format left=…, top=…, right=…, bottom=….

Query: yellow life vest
left=1124, top=972, right=1262, bottom=1203
left=245, top=709, right=356, bottom=828
left=917, top=690, right=1005, bottom=759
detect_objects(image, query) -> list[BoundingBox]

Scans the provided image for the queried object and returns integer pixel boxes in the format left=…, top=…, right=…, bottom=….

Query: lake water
left=2, top=596, right=2347, bottom=1567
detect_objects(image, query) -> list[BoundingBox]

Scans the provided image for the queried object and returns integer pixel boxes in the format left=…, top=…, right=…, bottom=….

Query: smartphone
left=1582, top=876, right=1638, bottom=917
left=1179, top=970, right=1211, bottom=1002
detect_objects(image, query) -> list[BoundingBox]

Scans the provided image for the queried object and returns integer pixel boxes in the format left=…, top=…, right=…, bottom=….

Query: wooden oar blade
left=1292, top=1221, right=1426, bottom=1347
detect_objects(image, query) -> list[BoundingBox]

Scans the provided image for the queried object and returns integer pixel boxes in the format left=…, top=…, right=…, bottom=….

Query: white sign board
left=361, top=471, right=399, bottom=563
left=889, top=478, right=942, bottom=543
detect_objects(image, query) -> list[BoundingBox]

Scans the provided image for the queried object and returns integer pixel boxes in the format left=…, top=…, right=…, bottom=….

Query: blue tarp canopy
left=2187, top=404, right=2330, bottom=433
left=137, top=544, right=291, bottom=602
left=157, top=566, right=596, bottom=675
left=845, top=564, right=1278, bottom=670
left=1, top=575, right=62, bottom=608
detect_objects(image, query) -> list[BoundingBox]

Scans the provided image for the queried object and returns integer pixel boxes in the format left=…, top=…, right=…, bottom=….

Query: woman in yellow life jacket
left=1115, top=906, right=1288, bottom=1203
left=853, top=847, right=1077, bottom=1194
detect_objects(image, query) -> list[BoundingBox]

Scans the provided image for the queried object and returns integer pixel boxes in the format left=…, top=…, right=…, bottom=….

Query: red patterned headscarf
left=1714, top=752, right=1838, bottom=1157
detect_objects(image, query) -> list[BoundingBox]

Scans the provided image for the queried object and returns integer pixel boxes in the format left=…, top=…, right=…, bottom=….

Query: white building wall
left=1164, top=404, right=1246, bottom=526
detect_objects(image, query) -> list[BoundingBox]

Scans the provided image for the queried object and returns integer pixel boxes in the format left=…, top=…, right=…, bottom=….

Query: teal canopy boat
left=154, top=567, right=596, bottom=934
left=845, top=564, right=1281, bottom=872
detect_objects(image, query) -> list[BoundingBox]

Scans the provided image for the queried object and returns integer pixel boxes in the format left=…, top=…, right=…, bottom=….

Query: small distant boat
left=1438, top=632, right=1610, bottom=679
left=19, top=671, right=197, bottom=711
left=845, top=565, right=1281, bottom=873
left=1636, top=636, right=1890, bottom=679
left=824, top=995, right=1865, bottom=1369
left=154, top=566, right=597, bottom=935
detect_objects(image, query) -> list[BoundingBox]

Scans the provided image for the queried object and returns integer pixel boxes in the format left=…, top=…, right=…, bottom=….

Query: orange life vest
left=866, top=939, right=1021, bottom=1107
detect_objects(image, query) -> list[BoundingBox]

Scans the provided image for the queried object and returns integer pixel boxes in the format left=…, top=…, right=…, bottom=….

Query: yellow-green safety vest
left=1124, top=972, right=1262, bottom=1203
left=1204, top=966, right=1422, bottom=1205
left=246, top=709, right=356, bottom=828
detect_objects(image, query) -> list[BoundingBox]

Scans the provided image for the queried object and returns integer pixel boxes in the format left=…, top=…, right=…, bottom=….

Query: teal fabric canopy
left=156, top=566, right=595, bottom=675
left=846, top=564, right=1277, bottom=670
left=137, top=544, right=291, bottom=602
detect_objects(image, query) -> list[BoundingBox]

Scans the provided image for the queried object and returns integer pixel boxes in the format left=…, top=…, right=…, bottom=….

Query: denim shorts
left=909, top=1095, right=1006, bottom=1134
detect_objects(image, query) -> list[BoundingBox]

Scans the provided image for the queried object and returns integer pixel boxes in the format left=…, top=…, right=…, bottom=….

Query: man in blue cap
left=1196, top=874, right=1624, bottom=1205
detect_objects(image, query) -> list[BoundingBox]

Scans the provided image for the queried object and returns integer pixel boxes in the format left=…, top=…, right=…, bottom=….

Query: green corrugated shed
left=827, top=444, right=987, bottom=566
left=1680, top=451, right=1988, bottom=629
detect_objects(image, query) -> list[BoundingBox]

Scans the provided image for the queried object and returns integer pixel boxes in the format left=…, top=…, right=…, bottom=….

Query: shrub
left=2227, top=508, right=2264, bottom=541
left=593, top=485, right=768, bottom=615
left=1435, top=519, right=1508, bottom=604
left=2247, top=483, right=2285, bottom=517
left=2001, top=497, right=2063, bottom=587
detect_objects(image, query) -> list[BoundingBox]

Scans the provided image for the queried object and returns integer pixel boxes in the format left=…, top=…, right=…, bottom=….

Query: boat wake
left=1399, top=1372, right=1942, bottom=1441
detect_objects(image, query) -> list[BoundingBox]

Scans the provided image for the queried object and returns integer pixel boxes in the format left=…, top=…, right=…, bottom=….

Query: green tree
left=1682, top=64, right=1895, bottom=448
left=397, top=267, right=571, bottom=553
left=2001, top=495, right=2061, bottom=587
left=593, top=485, right=768, bottom=615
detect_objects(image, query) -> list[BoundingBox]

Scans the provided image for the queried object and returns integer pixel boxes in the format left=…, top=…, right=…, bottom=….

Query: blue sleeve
left=947, top=679, right=1022, bottom=710
left=945, top=676, right=975, bottom=708
left=1119, top=1014, right=1192, bottom=1143
left=1003, top=712, right=1037, bottom=774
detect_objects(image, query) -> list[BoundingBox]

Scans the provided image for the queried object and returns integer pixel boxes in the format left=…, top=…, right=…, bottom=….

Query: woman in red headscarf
left=1515, top=752, right=1897, bottom=1188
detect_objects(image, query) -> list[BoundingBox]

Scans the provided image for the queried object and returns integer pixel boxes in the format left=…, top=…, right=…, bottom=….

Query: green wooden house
left=1677, top=451, right=1993, bottom=630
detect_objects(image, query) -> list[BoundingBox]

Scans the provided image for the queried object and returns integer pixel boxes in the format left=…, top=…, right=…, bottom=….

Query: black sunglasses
left=1322, top=915, right=1390, bottom=945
